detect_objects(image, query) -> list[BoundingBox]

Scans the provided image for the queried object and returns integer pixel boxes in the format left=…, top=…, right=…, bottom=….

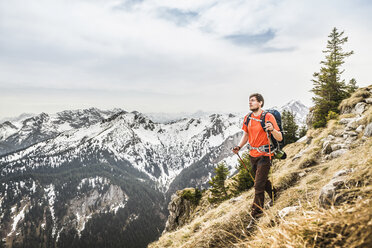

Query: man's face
left=249, top=97, right=262, bottom=111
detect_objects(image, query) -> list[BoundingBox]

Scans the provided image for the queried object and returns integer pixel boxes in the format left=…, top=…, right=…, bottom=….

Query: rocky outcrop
left=163, top=188, right=198, bottom=234
left=319, top=169, right=354, bottom=208
left=60, top=183, right=129, bottom=238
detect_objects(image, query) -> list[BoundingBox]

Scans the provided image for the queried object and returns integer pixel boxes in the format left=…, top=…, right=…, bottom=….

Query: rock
left=345, top=121, right=359, bottom=131
left=66, top=184, right=129, bottom=236
left=319, top=169, right=353, bottom=208
left=299, top=172, right=306, bottom=177
left=229, top=195, right=243, bottom=203
left=365, top=98, right=372, bottom=104
left=333, top=129, right=345, bottom=137
left=278, top=206, right=299, bottom=218
left=364, top=122, right=372, bottom=137
left=330, top=143, right=346, bottom=152
left=329, top=149, right=348, bottom=159
left=292, top=146, right=311, bottom=161
left=326, top=134, right=335, bottom=140
left=344, top=136, right=358, bottom=144
left=322, top=140, right=333, bottom=154
left=355, top=125, right=365, bottom=133
left=343, top=131, right=358, bottom=139
left=163, top=189, right=196, bottom=233
left=333, top=168, right=353, bottom=177
left=354, top=102, right=367, bottom=114
left=339, top=117, right=355, bottom=125
left=296, top=135, right=308, bottom=143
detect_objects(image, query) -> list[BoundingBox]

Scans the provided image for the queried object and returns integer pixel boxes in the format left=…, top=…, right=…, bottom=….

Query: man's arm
left=238, top=131, right=249, bottom=148
left=265, top=114, right=283, bottom=141
left=270, top=128, right=283, bottom=141
left=232, top=131, right=249, bottom=154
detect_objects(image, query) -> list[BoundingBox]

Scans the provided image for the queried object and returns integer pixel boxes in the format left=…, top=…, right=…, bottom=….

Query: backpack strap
left=244, top=112, right=253, bottom=127
left=259, top=111, right=267, bottom=131
left=245, top=110, right=270, bottom=132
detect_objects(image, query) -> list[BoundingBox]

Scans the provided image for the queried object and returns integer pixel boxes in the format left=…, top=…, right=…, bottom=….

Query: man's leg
left=251, top=156, right=272, bottom=218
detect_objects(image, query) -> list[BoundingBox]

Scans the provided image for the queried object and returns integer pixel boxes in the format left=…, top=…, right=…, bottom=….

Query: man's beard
left=250, top=106, right=259, bottom=112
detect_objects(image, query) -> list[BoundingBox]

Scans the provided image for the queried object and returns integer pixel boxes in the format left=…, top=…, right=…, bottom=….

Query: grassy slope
left=149, top=85, right=372, bottom=248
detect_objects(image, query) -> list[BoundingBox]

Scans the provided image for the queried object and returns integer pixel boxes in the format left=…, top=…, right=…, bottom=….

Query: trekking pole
left=265, top=127, right=275, bottom=205
left=236, top=153, right=255, bottom=184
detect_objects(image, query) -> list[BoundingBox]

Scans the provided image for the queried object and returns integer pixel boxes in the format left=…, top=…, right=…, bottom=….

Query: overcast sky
left=1, top=0, right=371, bottom=119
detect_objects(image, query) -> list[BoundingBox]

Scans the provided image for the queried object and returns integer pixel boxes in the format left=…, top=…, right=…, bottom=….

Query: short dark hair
left=249, top=93, right=264, bottom=107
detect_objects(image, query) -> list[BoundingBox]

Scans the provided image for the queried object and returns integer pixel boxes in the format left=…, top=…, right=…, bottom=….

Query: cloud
left=0, top=0, right=371, bottom=118
left=224, top=29, right=276, bottom=46
left=157, top=8, right=199, bottom=26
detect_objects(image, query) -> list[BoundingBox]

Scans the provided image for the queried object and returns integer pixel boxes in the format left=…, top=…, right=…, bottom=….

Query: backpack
left=244, top=109, right=286, bottom=159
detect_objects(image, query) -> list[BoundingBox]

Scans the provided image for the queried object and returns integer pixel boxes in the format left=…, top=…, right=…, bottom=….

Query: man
left=232, top=93, right=282, bottom=229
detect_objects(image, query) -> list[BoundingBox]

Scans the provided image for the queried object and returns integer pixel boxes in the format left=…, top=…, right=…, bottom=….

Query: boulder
left=339, top=117, right=355, bottom=125
left=344, top=136, right=358, bottom=144
left=345, top=120, right=359, bottom=131
left=328, top=149, right=348, bottom=159
left=322, top=140, right=333, bottom=154
left=364, top=122, right=372, bottom=137
left=319, top=169, right=353, bottom=208
left=343, top=131, right=358, bottom=139
left=354, top=102, right=367, bottom=114
left=330, top=143, right=347, bottom=152
left=365, top=98, right=372, bottom=104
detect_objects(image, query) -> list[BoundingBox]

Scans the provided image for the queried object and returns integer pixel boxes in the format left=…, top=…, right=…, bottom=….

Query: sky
left=1, top=0, right=372, bottom=119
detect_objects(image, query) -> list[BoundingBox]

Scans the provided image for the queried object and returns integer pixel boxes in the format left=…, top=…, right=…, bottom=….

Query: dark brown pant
left=249, top=155, right=276, bottom=217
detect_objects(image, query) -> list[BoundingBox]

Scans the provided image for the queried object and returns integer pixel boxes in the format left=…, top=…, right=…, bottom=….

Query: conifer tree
left=310, top=27, right=355, bottom=128
left=208, top=161, right=231, bottom=203
left=282, top=109, right=299, bottom=145
left=298, top=124, right=308, bottom=138
left=347, top=78, right=358, bottom=95
left=231, top=151, right=254, bottom=195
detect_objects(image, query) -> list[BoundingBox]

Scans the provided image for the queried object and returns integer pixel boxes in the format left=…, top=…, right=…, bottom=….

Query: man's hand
left=232, top=146, right=240, bottom=154
left=264, top=121, right=274, bottom=132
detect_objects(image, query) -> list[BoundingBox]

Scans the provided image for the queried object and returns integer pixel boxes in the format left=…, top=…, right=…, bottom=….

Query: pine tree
left=282, top=109, right=299, bottom=145
left=310, top=27, right=355, bottom=128
left=298, top=124, right=308, bottom=138
left=231, top=152, right=254, bottom=195
left=208, top=162, right=231, bottom=203
left=347, top=78, right=358, bottom=95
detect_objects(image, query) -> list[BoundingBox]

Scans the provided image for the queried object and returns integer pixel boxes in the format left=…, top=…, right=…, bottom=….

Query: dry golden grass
left=149, top=99, right=372, bottom=248
left=339, top=85, right=371, bottom=113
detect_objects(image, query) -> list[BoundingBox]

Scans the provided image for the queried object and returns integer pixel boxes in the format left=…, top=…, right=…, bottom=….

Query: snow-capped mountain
left=0, top=100, right=309, bottom=247
left=0, top=112, right=35, bottom=124
left=0, top=107, right=123, bottom=156
left=1, top=111, right=242, bottom=193
left=0, top=110, right=244, bottom=247
left=272, top=100, right=309, bottom=126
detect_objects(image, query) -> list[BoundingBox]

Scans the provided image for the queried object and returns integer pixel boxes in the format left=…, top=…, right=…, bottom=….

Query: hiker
left=232, top=93, right=282, bottom=229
